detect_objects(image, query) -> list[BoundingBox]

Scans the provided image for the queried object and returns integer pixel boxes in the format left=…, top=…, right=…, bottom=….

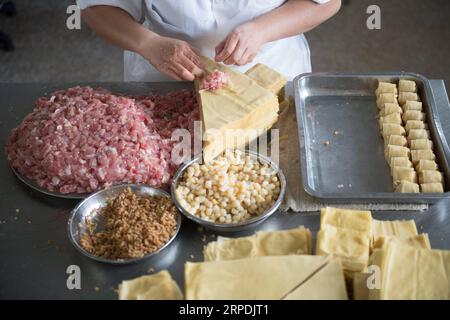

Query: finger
left=183, top=47, right=205, bottom=71
left=179, top=53, right=204, bottom=77
left=225, top=44, right=247, bottom=66
left=164, top=68, right=183, bottom=81
left=215, top=40, right=226, bottom=60
left=237, top=50, right=254, bottom=66
left=158, top=63, right=183, bottom=81
left=216, top=32, right=239, bottom=62
left=171, top=63, right=195, bottom=81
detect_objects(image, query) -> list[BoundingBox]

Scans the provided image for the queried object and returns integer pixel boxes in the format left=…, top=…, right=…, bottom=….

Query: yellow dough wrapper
left=185, top=255, right=348, bottom=300
left=410, top=139, right=433, bottom=150
left=421, top=182, right=444, bottom=193
left=118, top=270, right=183, bottom=300
left=398, top=79, right=417, bottom=93
left=398, top=92, right=420, bottom=105
left=415, top=159, right=438, bottom=172
left=394, top=180, right=420, bottom=193
left=376, top=81, right=398, bottom=95
left=380, top=103, right=402, bottom=116
left=403, top=100, right=423, bottom=111
left=405, top=120, right=427, bottom=133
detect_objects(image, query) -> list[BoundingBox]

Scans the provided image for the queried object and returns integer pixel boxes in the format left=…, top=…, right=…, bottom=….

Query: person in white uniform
left=78, top=0, right=341, bottom=81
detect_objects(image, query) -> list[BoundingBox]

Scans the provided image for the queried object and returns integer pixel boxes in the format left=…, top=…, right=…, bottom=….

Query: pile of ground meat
left=6, top=86, right=199, bottom=194
left=200, top=69, right=229, bottom=91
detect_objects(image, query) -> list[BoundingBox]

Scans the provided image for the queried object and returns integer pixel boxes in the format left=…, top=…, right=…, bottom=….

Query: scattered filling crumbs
left=27, top=220, right=31, bottom=224
left=333, top=130, right=341, bottom=137
left=80, top=188, right=178, bottom=260
left=190, top=254, right=195, bottom=259
left=323, top=140, right=330, bottom=146
left=15, top=209, right=20, bottom=213
left=94, top=287, right=100, bottom=292
left=148, top=267, right=155, bottom=273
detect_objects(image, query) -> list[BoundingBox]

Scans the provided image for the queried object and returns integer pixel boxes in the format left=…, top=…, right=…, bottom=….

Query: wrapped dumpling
left=410, top=139, right=433, bottom=150
left=385, top=145, right=410, bottom=164
left=398, top=79, right=417, bottom=93
left=379, top=113, right=402, bottom=129
left=390, top=157, right=413, bottom=168
left=403, top=101, right=423, bottom=111
left=421, top=182, right=444, bottom=193
left=418, top=170, right=444, bottom=184
left=380, top=103, right=403, bottom=116
left=392, top=167, right=417, bottom=187
left=415, top=160, right=438, bottom=172
left=405, top=120, right=427, bottom=133
left=377, top=93, right=397, bottom=108
left=408, top=129, right=430, bottom=141
left=411, top=149, right=435, bottom=164
left=395, top=181, right=420, bottom=193
left=376, top=82, right=398, bottom=95
left=385, top=135, right=407, bottom=147
left=402, top=110, right=426, bottom=123
left=398, top=92, right=420, bottom=105
left=382, top=124, right=406, bottom=139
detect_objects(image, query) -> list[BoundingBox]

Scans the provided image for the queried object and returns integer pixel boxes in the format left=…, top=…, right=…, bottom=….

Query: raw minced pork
left=6, top=86, right=199, bottom=194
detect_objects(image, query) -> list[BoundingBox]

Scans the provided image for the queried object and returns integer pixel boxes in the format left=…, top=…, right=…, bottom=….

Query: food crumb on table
left=27, top=220, right=31, bottom=224
left=147, top=267, right=155, bottom=273
left=333, top=130, right=341, bottom=136
left=324, top=140, right=330, bottom=146
left=15, top=208, right=20, bottom=213
left=94, top=287, right=100, bottom=292
left=190, top=254, right=195, bottom=259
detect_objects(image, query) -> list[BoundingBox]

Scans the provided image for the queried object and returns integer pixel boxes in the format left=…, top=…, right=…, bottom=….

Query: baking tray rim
left=294, top=71, right=450, bottom=203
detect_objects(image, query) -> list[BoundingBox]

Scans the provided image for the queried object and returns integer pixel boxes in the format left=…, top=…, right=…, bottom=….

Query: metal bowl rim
left=67, top=183, right=182, bottom=265
left=170, top=150, right=286, bottom=230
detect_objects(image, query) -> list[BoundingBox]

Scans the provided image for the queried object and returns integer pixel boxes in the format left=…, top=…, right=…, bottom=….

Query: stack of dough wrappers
left=376, top=79, right=444, bottom=193
left=117, top=207, right=450, bottom=300
left=195, top=57, right=287, bottom=162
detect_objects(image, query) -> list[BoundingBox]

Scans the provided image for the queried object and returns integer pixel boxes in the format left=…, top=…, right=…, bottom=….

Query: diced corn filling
left=176, top=150, right=281, bottom=224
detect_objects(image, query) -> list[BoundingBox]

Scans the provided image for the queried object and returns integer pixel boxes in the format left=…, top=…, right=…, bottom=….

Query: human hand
left=215, top=22, right=265, bottom=66
left=140, top=36, right=204, bottom=81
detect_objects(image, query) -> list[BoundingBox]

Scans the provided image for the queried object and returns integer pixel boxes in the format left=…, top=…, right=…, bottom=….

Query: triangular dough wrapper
left=185, top=255, right=329, bottom=300
left=118, top=270, right=183, bottom=300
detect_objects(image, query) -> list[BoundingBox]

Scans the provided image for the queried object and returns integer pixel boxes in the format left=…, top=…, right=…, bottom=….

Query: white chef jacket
left=77, top=0, right=329, bottom=81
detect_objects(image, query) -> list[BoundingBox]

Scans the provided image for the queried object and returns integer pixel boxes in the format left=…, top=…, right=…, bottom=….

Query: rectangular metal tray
left=294, top=72, right=450, bottom=203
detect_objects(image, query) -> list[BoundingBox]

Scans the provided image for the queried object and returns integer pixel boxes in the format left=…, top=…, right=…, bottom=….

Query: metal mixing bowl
left=171, top=150, right=286, bottom=232
left=67, top=184, right=181, bottom=264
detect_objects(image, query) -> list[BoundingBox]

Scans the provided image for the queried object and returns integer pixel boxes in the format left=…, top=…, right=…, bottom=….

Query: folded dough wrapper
left=320, top=207, right=372, bottom=233
left=369, top=243, right=450, bottom=299
left=202, top=226, right=312, bottom=261
left=372, top=233, right=431, bottom=250
left=245, top=63, right=287, bottom=102
left=282, top=259, right=348, bottom=300
left=118, top=270, right=183, bottom=300
left=372, top=219, right=418, bottom=241
left=185, top=255, right=347, bottom=300
left=195, top=56, right=279, bottom=162
left=316, top=225, right=370, bottom=273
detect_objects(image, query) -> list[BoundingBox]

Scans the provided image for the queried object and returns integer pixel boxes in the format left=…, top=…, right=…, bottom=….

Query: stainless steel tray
left=294, top=72, right=450, bottom=203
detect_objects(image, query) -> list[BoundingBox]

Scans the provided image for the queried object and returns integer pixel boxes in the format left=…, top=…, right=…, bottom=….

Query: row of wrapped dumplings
left=376, top=79, right=444, bottom=193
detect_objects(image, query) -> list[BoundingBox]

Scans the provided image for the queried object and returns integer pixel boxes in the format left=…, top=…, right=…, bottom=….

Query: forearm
left=81, top=5, right=156, bottom=56
left=254, top=0, right=341, bottom=43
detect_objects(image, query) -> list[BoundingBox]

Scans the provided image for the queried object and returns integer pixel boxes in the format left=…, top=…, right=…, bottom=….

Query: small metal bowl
left=171, top=150, right=286, bottom=232
left=67, top=184, right=181, bottom=264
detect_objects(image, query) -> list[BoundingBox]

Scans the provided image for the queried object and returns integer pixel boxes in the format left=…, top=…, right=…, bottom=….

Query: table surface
left=1, top=81, right=450, bottom=300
